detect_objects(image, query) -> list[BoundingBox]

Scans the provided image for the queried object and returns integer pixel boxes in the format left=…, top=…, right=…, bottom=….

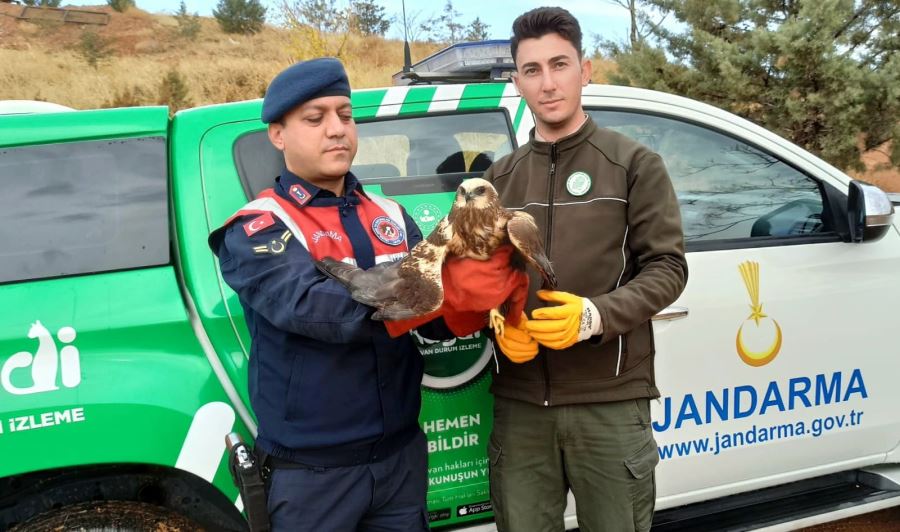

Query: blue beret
left=261, top=58, right=351, bottom=124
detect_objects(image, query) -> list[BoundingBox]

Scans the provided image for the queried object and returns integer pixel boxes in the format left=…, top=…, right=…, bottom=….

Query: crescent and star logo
left=253, top=230, right=293, bottom=255
left=736, top=260, right=782, bottom=367
left=289, top=184, right=311, bottom=206
left=243, top=212, right=275, bottom=237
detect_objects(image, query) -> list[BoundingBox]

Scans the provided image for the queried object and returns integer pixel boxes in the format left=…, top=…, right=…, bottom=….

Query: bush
left=106, top=0, right=135, bottom=12
left=175, top=1, right=202, bottom=40
left=213, top=0, right=266, bottom=35
left=158, top=68, right=193, bottom=116
left=23, top=0, right=62, bottom=7
left=103, top=85, right=151, bottom=108
left=78, top=30, right=111, bottom=69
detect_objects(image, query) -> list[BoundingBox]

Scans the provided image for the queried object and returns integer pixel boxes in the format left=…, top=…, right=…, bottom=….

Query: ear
left=510, top=71, right=523, bottom=96
left=581, top=58, right=593, bottom=86
left=267, top=122, right=285, bottom=151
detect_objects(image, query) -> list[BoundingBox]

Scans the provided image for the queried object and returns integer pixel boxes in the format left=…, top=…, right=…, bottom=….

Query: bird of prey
left=315, top=178, right=557, bottom=335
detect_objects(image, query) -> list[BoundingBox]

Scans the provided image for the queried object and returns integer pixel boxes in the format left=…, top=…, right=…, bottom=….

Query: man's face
left=268, top=95, right=358, bottom=181
left=512, top=33, right=591, bottom=134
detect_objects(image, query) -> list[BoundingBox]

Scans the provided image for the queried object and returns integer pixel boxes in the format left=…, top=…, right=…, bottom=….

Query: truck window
left=586, top=110, right=830, bottom=248
left=353, top=111, right=513, bottom=195
left=232, top=110, right=514, bottom=198
left=0, top=137, right=169, bottom=284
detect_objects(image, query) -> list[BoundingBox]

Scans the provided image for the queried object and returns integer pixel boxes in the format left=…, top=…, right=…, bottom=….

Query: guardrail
left=12, top=5, right=109, bottom=25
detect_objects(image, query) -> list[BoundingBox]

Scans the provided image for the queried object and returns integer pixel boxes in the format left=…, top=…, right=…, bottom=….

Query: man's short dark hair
left=511, top=7, right=583, bottom=64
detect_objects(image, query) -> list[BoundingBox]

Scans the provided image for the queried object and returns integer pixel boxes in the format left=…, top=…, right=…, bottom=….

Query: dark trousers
left=489, top=397, right=659, bottom=532
left=267, top=431, right=429, bottom=532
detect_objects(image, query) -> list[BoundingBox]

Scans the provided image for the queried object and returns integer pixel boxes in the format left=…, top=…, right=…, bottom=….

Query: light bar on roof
left=393, top=40, right=515, bottom=85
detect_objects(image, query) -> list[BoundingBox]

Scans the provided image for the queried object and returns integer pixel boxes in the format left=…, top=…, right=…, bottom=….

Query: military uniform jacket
left=209, top=169, right=436, bottom=467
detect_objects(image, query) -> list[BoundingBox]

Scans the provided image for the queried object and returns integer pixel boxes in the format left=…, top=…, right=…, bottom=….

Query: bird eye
left=474, top=186, right=486, bottom=195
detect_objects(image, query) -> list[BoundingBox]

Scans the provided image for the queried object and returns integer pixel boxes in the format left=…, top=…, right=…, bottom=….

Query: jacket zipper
left=542, top=143, right=559, bottom=406
left=546, top=143, right=558, bottom=254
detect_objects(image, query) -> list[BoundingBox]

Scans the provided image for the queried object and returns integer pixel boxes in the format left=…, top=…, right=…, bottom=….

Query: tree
left=78, top=30, right=111, bottom=69
left=464, top=16, right=489, bottom=41
left=287, top=0, right=345, bottom=34
left=175, top=0, right=202, bottom=40
left=605, top=0, right=900, bottom=171
left=213, top=0, right=266, bottom=35
left=282, top=0, right=351, bottom=59
left=349, top=0, right=391, bottom=36
left=158, top=68, right=193, bottom=116
left=422, top=0, right=463, bottom=43
left=397, top=7, right=428, bottom=42
left=601, top=0, right=640, bottom=49
left=106, top=0, right=135, bottom=12
left=593, top=0, right=669, bottom=54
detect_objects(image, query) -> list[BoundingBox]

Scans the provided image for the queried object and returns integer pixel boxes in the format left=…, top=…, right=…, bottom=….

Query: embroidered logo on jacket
left=372, top=216, right=404, bottom=246
left=312, top=230, right=343, bottom=244
left=253, top=230, right=293, bottom=255
left=566, top=171, right=592, bottom=197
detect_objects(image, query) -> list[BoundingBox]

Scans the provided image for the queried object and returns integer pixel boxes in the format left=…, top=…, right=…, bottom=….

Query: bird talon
left=489, top=308, right=505, bottom=338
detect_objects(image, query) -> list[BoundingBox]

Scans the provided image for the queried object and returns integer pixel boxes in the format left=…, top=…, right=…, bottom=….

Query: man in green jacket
left=484, top=7, right=688, bottom=531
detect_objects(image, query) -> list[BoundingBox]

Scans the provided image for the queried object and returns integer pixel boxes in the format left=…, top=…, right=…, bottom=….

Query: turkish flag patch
left=243, top=212, right=275, bottom=237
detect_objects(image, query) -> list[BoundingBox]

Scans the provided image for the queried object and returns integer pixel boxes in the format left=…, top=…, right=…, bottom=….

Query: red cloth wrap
left=384, top=245, right=529, bottom=338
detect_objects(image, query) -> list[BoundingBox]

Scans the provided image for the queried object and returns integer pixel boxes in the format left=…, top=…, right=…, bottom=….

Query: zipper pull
left=549, top=143, right=558, bottom=175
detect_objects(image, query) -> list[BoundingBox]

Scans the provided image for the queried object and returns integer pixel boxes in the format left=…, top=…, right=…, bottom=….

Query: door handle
left=652, top=306, right=689, bottom=322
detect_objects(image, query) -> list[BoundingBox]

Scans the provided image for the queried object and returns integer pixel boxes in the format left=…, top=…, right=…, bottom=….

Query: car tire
left=10, top=500, right=204, bottom=532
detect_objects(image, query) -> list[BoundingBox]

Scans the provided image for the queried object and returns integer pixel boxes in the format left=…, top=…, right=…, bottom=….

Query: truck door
left=582, top=101, right=900, bottom=510
left=0, top=107, right=247, bottom=503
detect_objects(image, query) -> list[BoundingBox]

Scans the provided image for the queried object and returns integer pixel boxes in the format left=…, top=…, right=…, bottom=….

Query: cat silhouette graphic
left=1, top=321, right=80, bottom=395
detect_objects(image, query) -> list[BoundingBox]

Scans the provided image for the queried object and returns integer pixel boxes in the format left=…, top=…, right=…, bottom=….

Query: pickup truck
left=1, top=51, right=899, bottom=531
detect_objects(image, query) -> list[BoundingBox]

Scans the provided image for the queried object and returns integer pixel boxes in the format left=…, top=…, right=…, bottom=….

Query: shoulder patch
left=243, top=212, right=275, bottom=237
left=372, top=216, right=405, bottom=246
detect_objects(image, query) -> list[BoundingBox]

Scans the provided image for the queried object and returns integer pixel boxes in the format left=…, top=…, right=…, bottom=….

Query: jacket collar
left=274, top=167, right=367, bottom=207
left=528, top=114, right=596, bottom=155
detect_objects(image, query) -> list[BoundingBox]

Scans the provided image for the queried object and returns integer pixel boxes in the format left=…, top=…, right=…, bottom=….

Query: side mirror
left=848, top=180, right=894, bottom=243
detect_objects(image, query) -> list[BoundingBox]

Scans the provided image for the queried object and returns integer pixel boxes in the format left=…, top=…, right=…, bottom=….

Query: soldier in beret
left=209, top=57, right=451, bottom=531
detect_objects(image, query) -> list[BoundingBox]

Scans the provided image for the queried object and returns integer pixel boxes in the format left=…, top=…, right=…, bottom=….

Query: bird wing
left=316, top=257, right=405, bottom=307
left=314, top=217, right=453, bottom=321
left=507, top=210, right=558, bottom=289
left=375, top=217, right=452, bottom=319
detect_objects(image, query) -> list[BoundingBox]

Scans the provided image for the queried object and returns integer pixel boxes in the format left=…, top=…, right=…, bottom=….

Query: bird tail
left=535, top=254, right=558, bottom=290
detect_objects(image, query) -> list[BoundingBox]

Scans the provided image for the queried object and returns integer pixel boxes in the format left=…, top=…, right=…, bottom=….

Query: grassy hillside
left=0, top=4, right=444, bottom=109
left=0, top=3, right=894, bottom=190
left=0, top=4, right=616, bottom=109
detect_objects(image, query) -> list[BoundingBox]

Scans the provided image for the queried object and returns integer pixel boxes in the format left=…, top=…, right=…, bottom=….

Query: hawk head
left=454, top=178, right=498, bottom=210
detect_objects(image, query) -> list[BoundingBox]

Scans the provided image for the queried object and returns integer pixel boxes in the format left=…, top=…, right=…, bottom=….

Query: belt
left=258, top=426, right=420, bottom=469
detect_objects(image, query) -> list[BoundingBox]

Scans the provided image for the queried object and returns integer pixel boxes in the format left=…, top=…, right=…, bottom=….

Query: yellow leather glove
left=494, top=312, right=539, bottom=363
left=525, top=290, right=602, bottom=350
